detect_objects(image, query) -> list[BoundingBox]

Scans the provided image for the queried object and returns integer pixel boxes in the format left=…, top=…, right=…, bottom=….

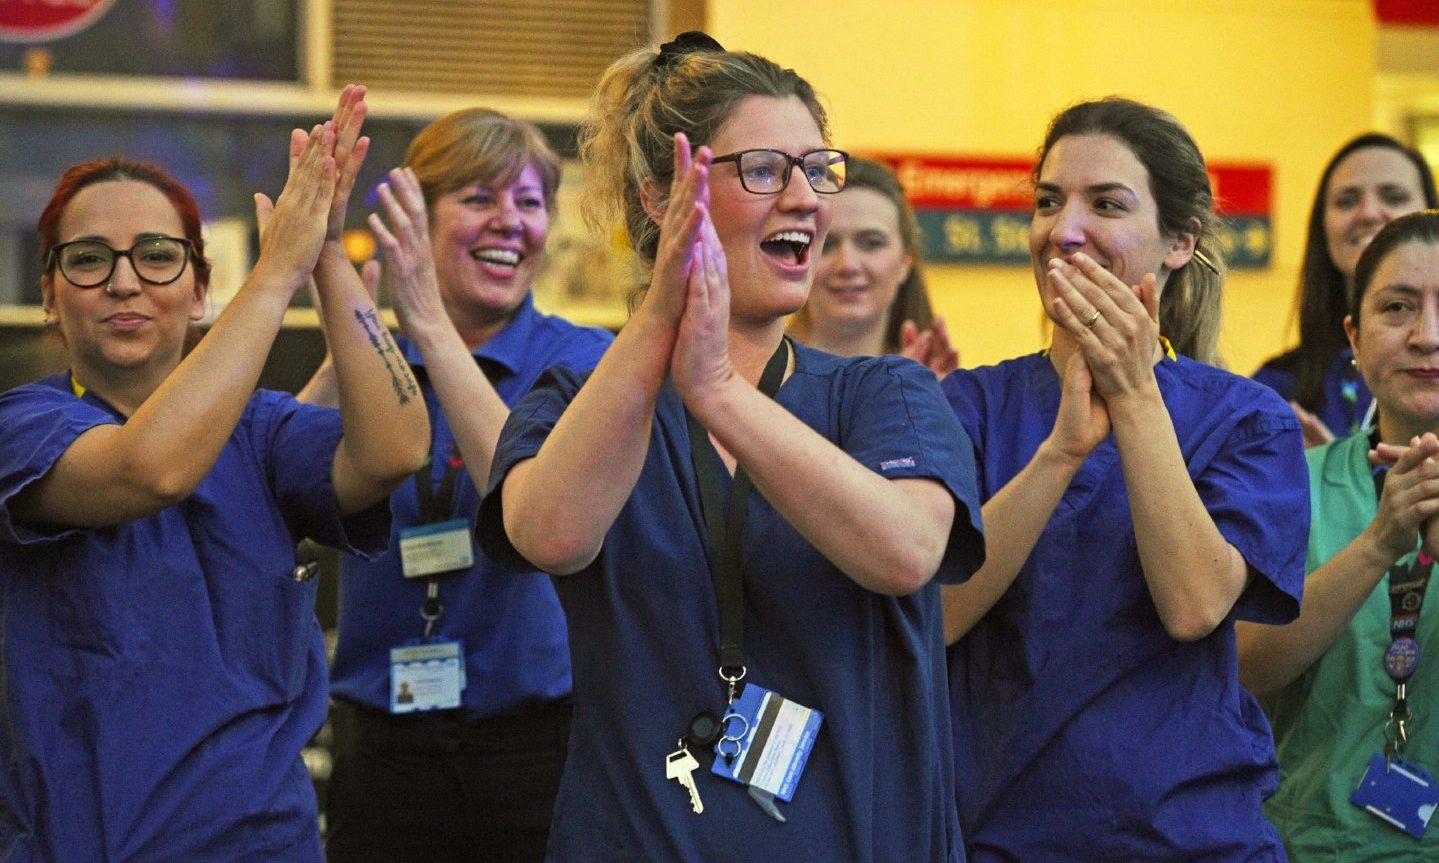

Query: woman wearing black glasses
left=0, top=86, right=427, bottom=861
left=476, top=33, right=983, bottom=862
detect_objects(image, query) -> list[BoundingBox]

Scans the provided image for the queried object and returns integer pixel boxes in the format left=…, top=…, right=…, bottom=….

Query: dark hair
left=405, top=107, right=561, bottom=211
left=1349, top=209, right=1439, bottom=327
left=579, top=33, right=829, bottom=275
left=38, top=156, right=212, bottom=290
left=791, top=157, right=933, bottom=352
left=1035, top=97, right=1223, bottom=365
left=1285, top=134, right=1438, bottom=409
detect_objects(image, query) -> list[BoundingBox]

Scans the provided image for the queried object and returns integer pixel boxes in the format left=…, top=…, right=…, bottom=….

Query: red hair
left=38, top=156, right=212, bottom=290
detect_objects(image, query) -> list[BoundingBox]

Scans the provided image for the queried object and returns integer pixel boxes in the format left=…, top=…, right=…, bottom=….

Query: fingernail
left=1073, top=252, right=1089, bottom=264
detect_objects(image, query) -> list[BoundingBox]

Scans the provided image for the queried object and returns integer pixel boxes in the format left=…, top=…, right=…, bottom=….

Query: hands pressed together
left=641, top=133, right=741, bottom=411
left=253, top=83, right=371, bottom=303
left=1044, top=252, right=1164, bottom=464
left=1368, top=433, right=1439, bottom=561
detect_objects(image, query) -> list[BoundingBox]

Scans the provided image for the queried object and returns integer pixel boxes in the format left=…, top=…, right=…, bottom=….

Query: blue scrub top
left=478, top=345, right=985, bottom=862
left=1253, top=348, right=1371, bottom=438
left=329, top=295, right=612, bottom=718
left=0, top=373, right=389, bottom=862
left=944, top=352, right=1308, bottom=862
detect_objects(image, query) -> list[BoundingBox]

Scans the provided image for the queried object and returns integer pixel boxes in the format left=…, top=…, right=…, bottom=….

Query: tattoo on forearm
left=355, top=308, right=419, bottom=405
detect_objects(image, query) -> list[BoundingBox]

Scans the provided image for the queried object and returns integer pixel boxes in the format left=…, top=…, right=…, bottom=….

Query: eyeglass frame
left=46, top=236, right=194, bottom=288
left=708, top=148, right=849, bottom=195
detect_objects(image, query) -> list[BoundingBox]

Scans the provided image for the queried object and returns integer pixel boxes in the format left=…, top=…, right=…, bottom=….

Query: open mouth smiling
left=761, top=230, right=813, bottom=266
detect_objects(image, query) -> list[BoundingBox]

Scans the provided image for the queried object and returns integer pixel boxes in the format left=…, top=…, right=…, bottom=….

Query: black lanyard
left=686, top=337, right=790, bottom=701
left=1371, top=437, right=1431, bottom=758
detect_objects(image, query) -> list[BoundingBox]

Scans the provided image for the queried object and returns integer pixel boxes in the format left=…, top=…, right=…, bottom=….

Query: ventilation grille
left=331, top=0, right=652, bottom=99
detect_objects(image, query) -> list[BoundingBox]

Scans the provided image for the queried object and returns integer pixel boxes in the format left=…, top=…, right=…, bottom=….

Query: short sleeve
left=833, top=358, right=985, bottom=584
left=1199, top=407, right=1308, bottom=625
left=0, top=383, right=118, bottom=544
left=475, top=366, right=588, bottom=572
left=246, top=390, right=391, bottom=557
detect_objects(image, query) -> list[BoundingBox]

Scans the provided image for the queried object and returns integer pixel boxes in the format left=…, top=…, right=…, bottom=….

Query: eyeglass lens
left=738, top=150, right=847, bottom=194
left=58, top=238, right=189, bottom=287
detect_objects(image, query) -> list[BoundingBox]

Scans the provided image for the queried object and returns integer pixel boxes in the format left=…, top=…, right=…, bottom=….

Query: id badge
left=1350, top=752, right=1439, bottom=839
left=711, top=683, right=822, bottom=804
left=389, top=639, right=464, bottom=713
left=399, top=519, right=473, bottom=578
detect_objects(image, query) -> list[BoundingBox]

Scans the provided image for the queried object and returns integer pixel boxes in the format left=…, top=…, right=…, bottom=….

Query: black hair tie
left=655, top=30, right=724, bottom=70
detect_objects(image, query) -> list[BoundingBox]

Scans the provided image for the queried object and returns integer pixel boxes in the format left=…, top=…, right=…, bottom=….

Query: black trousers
left=324, top=699, right=571, bottom=863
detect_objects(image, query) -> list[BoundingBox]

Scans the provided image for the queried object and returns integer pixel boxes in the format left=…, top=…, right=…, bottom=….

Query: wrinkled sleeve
left=842, top=358, right=984, bottom=584
left=251, top=390, right=391, bottom=557
left=1199, top=399, right=1308, bottom=625
left=475, top=366, right=587, bottom=573
left=0, top=384, right=117, bottom=545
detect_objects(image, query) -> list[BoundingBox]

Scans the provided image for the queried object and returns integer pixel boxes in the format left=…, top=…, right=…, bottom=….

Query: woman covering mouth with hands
left=941, top=97, right=1308, bottom=861
left=476, top=32, right=983, bottom=862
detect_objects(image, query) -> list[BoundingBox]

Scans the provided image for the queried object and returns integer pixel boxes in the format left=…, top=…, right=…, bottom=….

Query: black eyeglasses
left=710, top=149, right=849, bottom=195
left=47, top=237, right=193, bottom=288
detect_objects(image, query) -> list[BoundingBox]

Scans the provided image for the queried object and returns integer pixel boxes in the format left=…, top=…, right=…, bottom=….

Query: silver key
left=665, top=746, right=704, bottom=814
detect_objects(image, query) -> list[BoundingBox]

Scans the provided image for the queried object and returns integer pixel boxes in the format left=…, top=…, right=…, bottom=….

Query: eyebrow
left=68, top=231, right=175, bottom=243
left=1034, top=181, right=1138, bottom=198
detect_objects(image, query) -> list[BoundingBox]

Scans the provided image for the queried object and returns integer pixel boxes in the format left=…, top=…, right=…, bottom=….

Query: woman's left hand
left=671, top=203, right=734, bottom=410
left=1047, top=252, right=1161, bottom=402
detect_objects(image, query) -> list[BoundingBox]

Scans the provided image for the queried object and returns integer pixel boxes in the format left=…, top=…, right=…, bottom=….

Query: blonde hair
left=578, top=38, right=829, bottom=275
left=405, top=107, right=561, bottom=210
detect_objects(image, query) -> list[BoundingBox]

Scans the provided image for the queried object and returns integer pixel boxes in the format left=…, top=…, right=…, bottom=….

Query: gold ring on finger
left=1085, top=309, right=1102, bottom=327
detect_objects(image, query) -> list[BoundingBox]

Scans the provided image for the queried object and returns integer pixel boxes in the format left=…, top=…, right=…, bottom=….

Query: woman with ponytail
left=941, top=97, right=1309, bottom=860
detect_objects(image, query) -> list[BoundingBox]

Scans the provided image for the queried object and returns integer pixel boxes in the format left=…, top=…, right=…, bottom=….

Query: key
left=666, top=745, right=704, bottom=814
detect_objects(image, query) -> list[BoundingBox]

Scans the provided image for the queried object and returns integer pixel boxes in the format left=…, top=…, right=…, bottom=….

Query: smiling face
left=1347, top=239, right=1439, bottom=443
left=428, top=161, right=549, bottom=337
left=1324, top=146, right=1427, bottom=287
left=705, top=95, right=832, bottom=325
left=43, top=179, right=205, bottom=383
left=1029, top=134, right=1194, bottom=314
left=812, top=186, right=913, bottom=338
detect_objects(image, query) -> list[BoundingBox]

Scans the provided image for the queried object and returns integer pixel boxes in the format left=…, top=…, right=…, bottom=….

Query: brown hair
left=792, top=157, right=934, bottom=352
left=1036, top=97, right=1223, bottom=365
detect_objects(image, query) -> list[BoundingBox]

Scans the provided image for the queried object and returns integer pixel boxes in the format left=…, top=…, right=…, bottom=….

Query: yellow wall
left=710, top=0, right=1376, bottom=373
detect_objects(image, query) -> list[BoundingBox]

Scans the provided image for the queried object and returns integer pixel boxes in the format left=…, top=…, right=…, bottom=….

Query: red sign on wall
left=867, top=152, right=1273, bottom=268
left=0, top=0, right=118, bottom=44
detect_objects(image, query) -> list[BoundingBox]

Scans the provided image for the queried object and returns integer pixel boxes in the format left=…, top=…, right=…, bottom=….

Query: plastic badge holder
left=1350, top=753, right=1439, bottom=839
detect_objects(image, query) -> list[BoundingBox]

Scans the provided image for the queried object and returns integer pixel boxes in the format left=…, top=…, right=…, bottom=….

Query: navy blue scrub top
left=944, top=352, right=1308, bottom=862
left=1253, top=347, right=1371, bottom=438
left=0, top=373, right=389, bottom=862
left=479, top=345, right=984, bottom=862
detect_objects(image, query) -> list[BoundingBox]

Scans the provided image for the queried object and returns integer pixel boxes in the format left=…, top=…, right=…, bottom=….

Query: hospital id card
left=399, top=519, right=473, bottom=578
left=1351, top=753, right=1439, bottom=839
left=389, top=639, right=464, bottom=713
left=711, top=683, right=822, bottom=804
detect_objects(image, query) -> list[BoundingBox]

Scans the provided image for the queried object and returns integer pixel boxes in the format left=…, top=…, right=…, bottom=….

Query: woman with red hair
left=0, top=87, right=427, bottom=860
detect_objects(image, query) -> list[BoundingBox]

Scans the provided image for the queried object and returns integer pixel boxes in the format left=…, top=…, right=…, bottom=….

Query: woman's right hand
left=1046, top=350, right=1111, bottom=467
left=1366, top=434, right=1439, bottom=562
left=252, top=123, right=337, bottom=297
left=368, top=167, right=448, bottom=339
left=637, top=133, right=714, bottom=330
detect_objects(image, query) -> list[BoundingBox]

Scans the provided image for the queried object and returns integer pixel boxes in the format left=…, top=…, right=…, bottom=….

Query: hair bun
left=655, top=31, right=725, bottom=70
